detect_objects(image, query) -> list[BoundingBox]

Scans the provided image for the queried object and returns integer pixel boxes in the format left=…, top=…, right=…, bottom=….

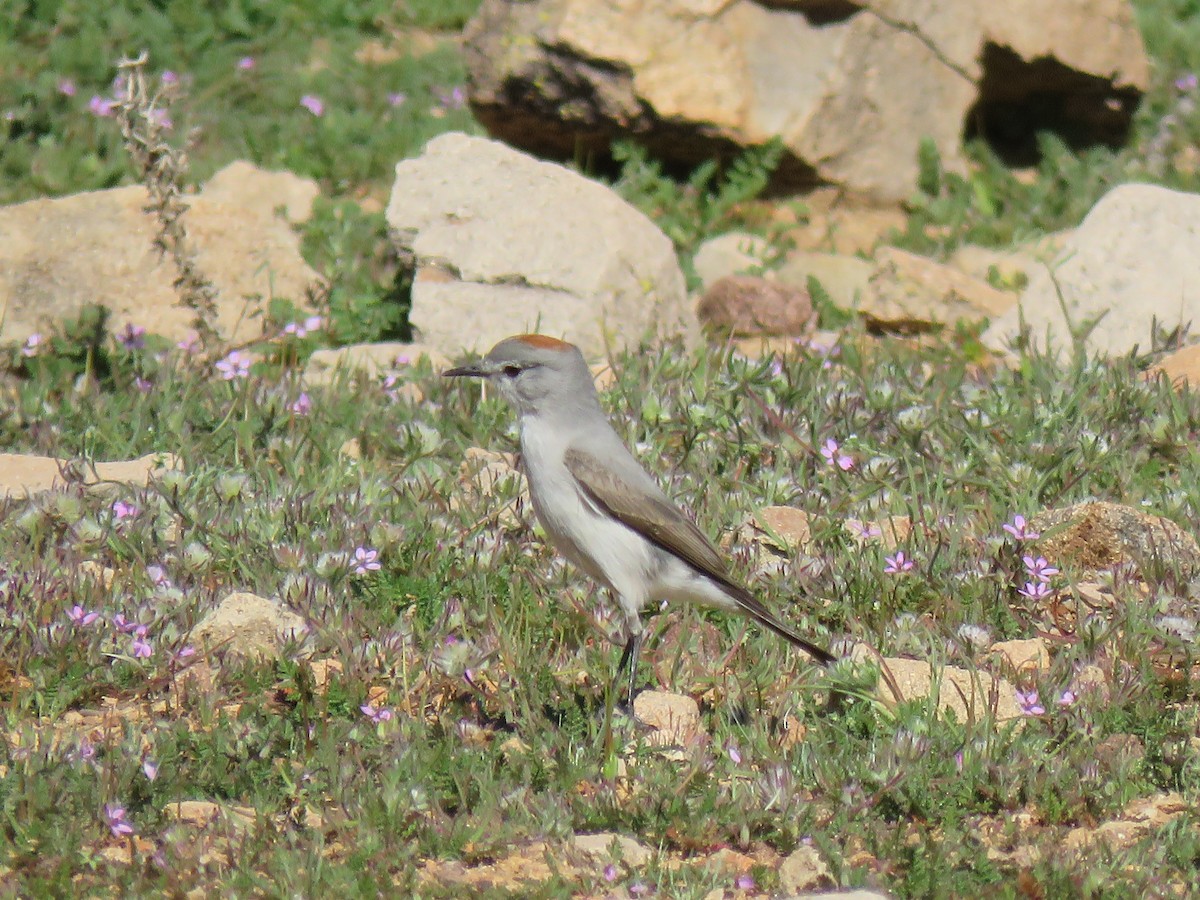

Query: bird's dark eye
left=502, top=365, right=520, bottom=378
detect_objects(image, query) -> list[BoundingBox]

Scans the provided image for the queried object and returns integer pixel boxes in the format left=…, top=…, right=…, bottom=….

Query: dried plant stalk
left=114, top=52, right=221, bottom=347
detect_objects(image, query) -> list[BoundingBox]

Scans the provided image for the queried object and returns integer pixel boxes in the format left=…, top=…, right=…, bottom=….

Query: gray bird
left=445, top=334, right=833, bottom=701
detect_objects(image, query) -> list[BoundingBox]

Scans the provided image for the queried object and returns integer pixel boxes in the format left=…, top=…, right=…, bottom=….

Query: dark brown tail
left=731, top=586, right=836, bottom=666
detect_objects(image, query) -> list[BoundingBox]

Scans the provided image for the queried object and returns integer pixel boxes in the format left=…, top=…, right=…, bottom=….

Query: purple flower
left=387, top=91, right=408, bottom=107
left=216, top=350, right=251, bottom=380
left=149, top=108, right=172, bottom=129
left=628, top=882, right=650, bottom=897
left=393, top=354, right=411, bottom=366
left=847, top=520, right=882, bottom=540
left=603, top=863, right=618, bottom=882
left=112, top=499, right=138, bottom=519
left=67, top=605, right=100, bottom=627
left=1057, top=689, right=1076, bottom=708
left=174, top=645, right=196, bottom=662
left=1002, top=514, right=1040, bottom=541
left=283, top=315, right=323, bottom=338
left=104, top=804, right=135, bottom=838
left=237, top=56, right=256, bottom=71
left=88, top=95, right=115, bottom=117
left=21, top=333, right=43, bottom=357
left=820, top=438, right=853, bottom=470
left=1022, top=555, right=1059, bottom=583
left=382, top=373, right=402, bottom=401
left=132, top=635, right=153, bottom=659
left=1018, top=580, right=1050, bottom=600
left=176, top=331, right=201, bottom=354
left=1176, top=73, right=1199, bottom=93
left=58, top=78, right=77, bottom=97
left=884, top=551, right=914, bottom=574
left=160, top=70, right=179, bottom=85
left=147, top=564, right=172, bottom=588
left=117, top=323, right=146, bottom=350
left=734, top=873, right=756, bottom=890
left=353, top=546, right=381, bottom=575
left=1016, top=689, right=1044, bottom=716
left=954, top=749, right=964, bottom=771
left=289, top=392, right=312, bottom=416
left=361, top=703, right=392, bottom=724
left=300, top=94, right=325, bottom=117
left=112, top=614, right=141, bottom=635
left=727, top=742, right=742, bottom=765
left=72, top=739, right=97, bottom=765
left=142, top=759, right=159, bottom=781
left=134, top=376, right=153, bottom=393
left=436, top=85, right=467, bottom=110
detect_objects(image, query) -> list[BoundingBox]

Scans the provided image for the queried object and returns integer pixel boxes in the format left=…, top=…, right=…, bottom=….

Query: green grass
left=3, top=0, right=1200, bottom=895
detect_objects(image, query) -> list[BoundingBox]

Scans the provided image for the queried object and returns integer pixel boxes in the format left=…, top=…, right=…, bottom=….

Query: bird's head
left=443, top=334, right=599, bottom=420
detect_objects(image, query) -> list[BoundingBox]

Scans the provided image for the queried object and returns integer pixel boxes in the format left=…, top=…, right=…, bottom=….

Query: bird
left=444, top=333, right=834, bottom=702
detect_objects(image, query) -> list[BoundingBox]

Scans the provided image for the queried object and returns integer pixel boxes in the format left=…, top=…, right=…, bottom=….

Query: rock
left=777, top=252, right=874, bottom=311
left=947, top=232, right=1070, bottom=287
left=859, top=247, right=1016, bottom=332
left=0, top=451, right=179, bottom=500
left=989, top=638, right=1051, bottom=674
left=451, top=447, right=528, bottom=530
left=1062, top=792, right=1186, bottom=853
left=692, top=232, right=772, bottom=290
left=749, top=506, right=814, bottom=554
left=386, top=133, right=695, bottom=360
left=1028, top=501, right=1200, bottom=580
left=1146, top=343, right=1200, bottom=388
left=201, top=160, right=319, bottom=225
left=163, top=800, right=256, bottom=829
left=632, top=690, right=702, bottom=747
left=985, top=185, right=1200, bottom=357
left=789, top=192, right=909, bottom=254
left=844, top=515, right=912, bottom=550
left=856, top=648, right=1024, bottom=722
left=778, top=844, right=833, bottom=894
left=190, top=592, right=311, bottom=662
left=569, top=832, right=653, bottom=867
left=698, top=275, right=814, bottom=337
left=463, top=0, right=1147, bottom=202
left=303, top=342, right=450, bottom=386
left=0, top=161, right=323, bottom=346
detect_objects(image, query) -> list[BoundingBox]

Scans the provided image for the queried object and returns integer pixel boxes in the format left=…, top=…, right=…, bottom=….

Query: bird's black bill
left=443, top=363, right=488, bottom=378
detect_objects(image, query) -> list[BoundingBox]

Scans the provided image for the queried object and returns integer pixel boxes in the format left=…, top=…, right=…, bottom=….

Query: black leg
left=617, top=630, right=644, bottom=707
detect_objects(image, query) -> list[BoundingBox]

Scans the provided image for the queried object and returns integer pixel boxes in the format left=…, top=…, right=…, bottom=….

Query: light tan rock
left=452, top=447, right=528, bottom=529
left=855, top=648, right=1024, bottom=722
left=779, top=844, right=833, bottom=894
left=163, top=800, right=256, bottom=829
left=569, top=832, right=653, bottom=867
left=1147, top=343, right=1200, bottom=388
left=0, top=162, right=323, bottom=345
left=464, top=0, right=1147, bottom=202
left=749, top=506, right=814, bottom=554
left=0, top=452, right=179, bottom=500
left=693, top=232, right=772, bottom=290
left=1029, top=501, right=1200, bottom=580
left=990, top=638, right=1051, bottom=674
left=1062, top=792, right=1187, bottom=853
left=201, top=160, right=319, bottom=224
left=698, top=275, right=814, bottom=337
left=986, top=184, right=1200, bottom=357
left=632, top=690, right=701, bottom=747
left=190, top=592, right=310, bottom=662
left=387, top=133, right=695, bottom=360
left=303, top=342, right=449, bottom=386
left=777, top=251, right=874, bottom=310
left=860, top=247, right=1016, bottom=331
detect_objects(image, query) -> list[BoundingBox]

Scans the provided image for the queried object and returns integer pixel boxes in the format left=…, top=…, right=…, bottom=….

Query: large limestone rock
left=463, top=0, right=1148, bottom=202
left=986, top=184, right=1200, bottom=357
left=387, top=133, right=695, bottom=359
left=0, top=162, right=322, bottom=345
